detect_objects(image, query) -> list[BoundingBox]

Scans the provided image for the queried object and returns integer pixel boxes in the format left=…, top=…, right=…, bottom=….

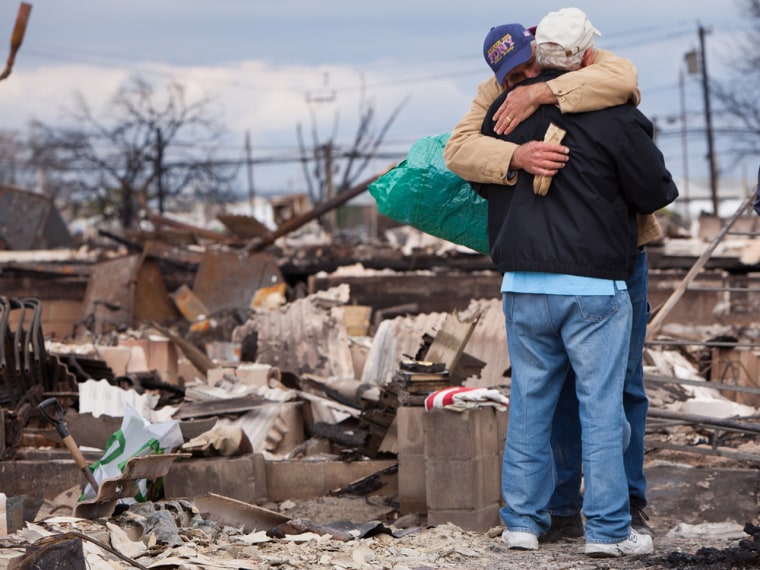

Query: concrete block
left=117, top=338, right=150, bottom=372
left=0, top=459, right=83, bottom=499
left=2, top=493, right=42, bottom=535
left=496, top=408, right=509, bottom=456
left=38, top=299, right=82, bottom=340
left=427, top=503, right=501, bottom=533
left=164, top=456, right=257, bottom=503
left=178, top=357, right=205, bottom=385
left=426, top=455, right=501, bottom=511
left=120, top=336, right=180, bottom=379
left=145, top=335, right=179, bottom=383
left=266, top=461, right=325, bottom=501
left=236, top=363, right=274, bottom=387
left=423, top=407, right=501, bottom=460
left=398, top=453, right=426, bottom=515
left=0, top=547, right=26, bottom=567
left=207, top=366, right=237, bottom=385
left=395, top=406, right=425, bottom=456
left=94, top=345, right=132, bottom=376
left=252, top=453, right=268, bottom=502
left=266, top=459, right=397, bottom=502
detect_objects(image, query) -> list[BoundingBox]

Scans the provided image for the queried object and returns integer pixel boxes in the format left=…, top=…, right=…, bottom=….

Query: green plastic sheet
left=368, top=133, right=489, bottom=255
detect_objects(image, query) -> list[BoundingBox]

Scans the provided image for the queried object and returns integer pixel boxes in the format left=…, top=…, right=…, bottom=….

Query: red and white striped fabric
left=424, top=386, right=509, bottom=412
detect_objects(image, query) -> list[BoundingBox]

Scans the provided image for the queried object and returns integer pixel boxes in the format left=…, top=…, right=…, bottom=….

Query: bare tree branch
left=30, top=75, right=237, bottom=229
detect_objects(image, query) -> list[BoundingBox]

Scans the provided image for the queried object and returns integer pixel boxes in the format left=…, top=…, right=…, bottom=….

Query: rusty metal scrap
left=1, top=297, right=49, bottom=407
left=0, top=298, right=81, bottom=458
left=0, top=185, right=73, bottom=250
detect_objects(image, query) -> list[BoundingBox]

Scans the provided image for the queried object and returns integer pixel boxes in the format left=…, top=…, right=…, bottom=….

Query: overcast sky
left=0, top=0, right=754, bottom=207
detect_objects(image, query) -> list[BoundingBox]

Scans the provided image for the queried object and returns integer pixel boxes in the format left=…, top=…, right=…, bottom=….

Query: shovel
left=38, top=398, right=99, bottom=492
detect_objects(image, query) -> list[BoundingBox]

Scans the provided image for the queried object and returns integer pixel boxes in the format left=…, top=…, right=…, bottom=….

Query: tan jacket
left=443, top=49, right=661, bottom=246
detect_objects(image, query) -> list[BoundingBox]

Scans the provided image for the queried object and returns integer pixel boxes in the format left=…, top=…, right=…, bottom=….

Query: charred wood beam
left=146, top=211, right=234, bottom=243
left=244, top=165, right=394, bottom=253
left=647, top=440, right=760, bottom=464
left=97, top=229, right=143, bottom=252
left=329, top=462, right=398, bottom=496
left=311, top=420, right=367, bottom=448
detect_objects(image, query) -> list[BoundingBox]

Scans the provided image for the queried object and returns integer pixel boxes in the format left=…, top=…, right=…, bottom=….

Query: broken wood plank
left=192, top=493, right=289, bottom=532
left=646, top=194, right=755, bottom=340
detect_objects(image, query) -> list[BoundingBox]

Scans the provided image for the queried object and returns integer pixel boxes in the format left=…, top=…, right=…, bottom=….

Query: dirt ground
left=13, top=445, right=758, bottom=568
left=252, top=494, right=755, bottom=570
left=252, top=445, right=760, bottom=570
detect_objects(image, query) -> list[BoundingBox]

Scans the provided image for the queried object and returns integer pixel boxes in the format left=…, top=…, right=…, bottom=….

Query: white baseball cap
left=535, top=7, right=601, bottom=55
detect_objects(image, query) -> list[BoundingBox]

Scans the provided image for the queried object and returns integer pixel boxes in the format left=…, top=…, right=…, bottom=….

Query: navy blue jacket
left=479, top=70, right=679, bottom=280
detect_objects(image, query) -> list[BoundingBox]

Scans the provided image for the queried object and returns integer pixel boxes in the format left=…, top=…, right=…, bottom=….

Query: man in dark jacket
left=480, top=8, right=678, bottom=559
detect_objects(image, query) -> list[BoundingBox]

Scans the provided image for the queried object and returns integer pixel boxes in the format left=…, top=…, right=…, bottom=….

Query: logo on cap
left=487, top=33, right=516, bottom=67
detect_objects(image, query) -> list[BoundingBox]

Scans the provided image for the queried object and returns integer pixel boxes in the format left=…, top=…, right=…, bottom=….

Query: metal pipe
left=645, top=373, right=760, bottom=397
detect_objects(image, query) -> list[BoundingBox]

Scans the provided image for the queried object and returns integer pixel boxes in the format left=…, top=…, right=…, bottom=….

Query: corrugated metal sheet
left=361, top=312, right=448, bottom=387
left=234, top=285, right=355, bottom=380
left=360, top=298, right=509, bottom=388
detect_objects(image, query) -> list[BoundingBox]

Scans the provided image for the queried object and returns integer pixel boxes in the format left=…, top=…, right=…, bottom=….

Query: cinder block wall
left=397, top=406, right=508, bottom=532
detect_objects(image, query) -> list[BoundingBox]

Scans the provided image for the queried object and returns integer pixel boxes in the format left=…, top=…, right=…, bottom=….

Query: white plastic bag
left=81, top=403, right=183, bottom=502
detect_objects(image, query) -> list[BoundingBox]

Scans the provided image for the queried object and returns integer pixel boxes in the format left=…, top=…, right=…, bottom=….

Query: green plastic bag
left=368, top=133, right=490, bottom=255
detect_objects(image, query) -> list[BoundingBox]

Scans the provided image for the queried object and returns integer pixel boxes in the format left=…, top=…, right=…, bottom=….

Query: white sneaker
left=501, top=529, right=539, bottom=550
left=585, top=529, right=653, bottom=558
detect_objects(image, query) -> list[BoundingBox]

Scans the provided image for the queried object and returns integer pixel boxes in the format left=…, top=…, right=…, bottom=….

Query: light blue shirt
left=501, top=272, right=627, bottom=295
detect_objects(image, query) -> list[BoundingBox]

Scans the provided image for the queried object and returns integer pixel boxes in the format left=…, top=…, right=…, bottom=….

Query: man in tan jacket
left=445, top=19, right=658, bottom=543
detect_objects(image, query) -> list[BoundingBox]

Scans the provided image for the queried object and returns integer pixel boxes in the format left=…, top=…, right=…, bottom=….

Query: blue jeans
left=548, top=249, right=650, bottom=516
left=500, top=287, right=632, bottom=543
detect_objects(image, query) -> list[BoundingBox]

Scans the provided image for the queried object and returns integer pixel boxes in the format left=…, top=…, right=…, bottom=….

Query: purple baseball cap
left=483, top=23, right=535, bottom=86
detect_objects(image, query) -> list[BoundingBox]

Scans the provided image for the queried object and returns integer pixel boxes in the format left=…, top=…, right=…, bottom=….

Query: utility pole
left=323, top=141, right=336, bottom=233
left=245, top=130, right=255, bottom=215
left=679, top=70, right=690, bottom=220
left=305, top=72, right=338, bottom=233
left=155, top=127, right=165, bottom=213
left=698, top=24, right=719, bottom=216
